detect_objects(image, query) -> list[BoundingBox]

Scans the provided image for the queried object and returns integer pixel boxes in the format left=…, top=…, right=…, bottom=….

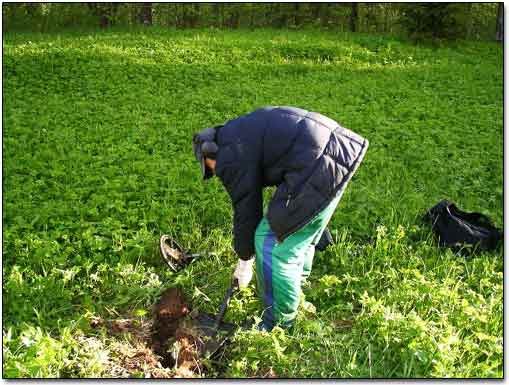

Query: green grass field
left=3, top=28, right=503, bottom=378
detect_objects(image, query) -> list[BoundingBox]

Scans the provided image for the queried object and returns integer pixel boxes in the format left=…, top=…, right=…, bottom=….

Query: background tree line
left=2, top=2, right=503, bottom=41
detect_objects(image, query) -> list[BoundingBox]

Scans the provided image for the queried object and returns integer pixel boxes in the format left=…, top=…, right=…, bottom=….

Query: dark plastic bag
left=424, top=200, right=502, bottom=252
left=316, top=227, right=334, bottom=252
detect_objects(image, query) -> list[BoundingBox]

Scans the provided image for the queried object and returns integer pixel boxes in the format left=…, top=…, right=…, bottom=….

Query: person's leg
left=254, top=217, right=272, bottom=321
left=302, top=192, right=343, bottom=282
left=255, top=216, right=313, bottom=329
left=254, top=197, right=341, bottom=330
left=254, top=186, right=347, bottom=330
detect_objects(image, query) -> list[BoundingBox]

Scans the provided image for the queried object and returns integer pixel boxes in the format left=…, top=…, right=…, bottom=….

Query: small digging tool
left=192, top=279, right=239, bottom=357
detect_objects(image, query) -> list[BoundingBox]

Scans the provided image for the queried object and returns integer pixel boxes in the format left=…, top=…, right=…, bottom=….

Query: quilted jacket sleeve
left=219, top=164, right=262, bottom=259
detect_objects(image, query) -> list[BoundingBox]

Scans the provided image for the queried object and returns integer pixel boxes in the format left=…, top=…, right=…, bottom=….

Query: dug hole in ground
left=90, top=287, right=215, bottom=378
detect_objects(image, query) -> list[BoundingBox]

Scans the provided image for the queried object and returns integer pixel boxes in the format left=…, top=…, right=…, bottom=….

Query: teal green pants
left=254, top=192, right=342, bottom=330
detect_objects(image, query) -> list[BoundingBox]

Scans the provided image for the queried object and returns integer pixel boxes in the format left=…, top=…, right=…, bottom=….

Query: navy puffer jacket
left=214, top=106, right=369, bottom=258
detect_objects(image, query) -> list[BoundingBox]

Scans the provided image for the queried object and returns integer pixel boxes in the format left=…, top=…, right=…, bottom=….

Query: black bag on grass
left=424, top=200, right=502, bottom=252
left=316, top=227, right=334, bottom=252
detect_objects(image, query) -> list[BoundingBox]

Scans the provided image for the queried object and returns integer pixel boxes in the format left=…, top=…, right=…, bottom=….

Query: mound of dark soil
left=88, top=287, right=210, bottom=377
left=152, top=287, right=200, bottom=371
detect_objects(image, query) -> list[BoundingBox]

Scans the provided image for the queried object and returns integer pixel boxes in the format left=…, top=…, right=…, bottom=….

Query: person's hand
left=233, top=257, right=254, bottom=288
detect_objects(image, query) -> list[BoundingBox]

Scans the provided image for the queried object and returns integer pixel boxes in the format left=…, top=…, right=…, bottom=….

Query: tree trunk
left=25, top=2, right=40, bottom=17
left=139, top=2, right=152, bottom=26
left=465, top=3, right=473, bottom=39
left=312, top=3, right=321, bottom=21
left=274, top=3, right=284, bottom=28
left=192, top=3, right=199, bottom=27
left=496, top=3, right=503, bottom=41
left=173, top=3, right=179, bottom=28
left=324, top=3, right=333, bottom=27
left=87, top=3, right=110, bottom=28
left=384, top=4, right=391, bottom=33
left=130, top=3, right=137, bottom=26
left=180, top=3, right=187, bottom=28
left=227, top=4, right=233, bottom=27
left=220, top=3, right=225, bottom=27
left=213, top=3, right=220, bottom=27
left=165, top=3, right=171, bottom=27
left=294, top=3, right=300, bottom=26
left=250, top=4, right=255, bottom=28
left=110, top=3, right=120, bottom=27
left=266, top=3, right=272, bottom=26
left=228, top=4, right=239, bottom=28
left=279, top=3, right=288, bottom=28
left=350, top=3, right=358, bottom=32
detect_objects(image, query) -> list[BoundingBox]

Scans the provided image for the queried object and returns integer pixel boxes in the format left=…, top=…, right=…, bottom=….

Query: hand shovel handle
left=213, top=278, right=239, bottom=331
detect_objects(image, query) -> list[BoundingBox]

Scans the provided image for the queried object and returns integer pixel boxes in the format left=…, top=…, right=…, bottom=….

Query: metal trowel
left=193, top=279, right=239, bottom=357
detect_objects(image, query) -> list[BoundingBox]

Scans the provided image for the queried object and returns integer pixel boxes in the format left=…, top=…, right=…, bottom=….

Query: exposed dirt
left=105, top=338, right=174, bottom=378
left=262, top=367, right=278, bottom=378
left=116, top=343, right=167, bottom=377
left=89, top=287, right=205, bottom=378
left=333, top=319, right=354, bottom=329
left=152, top=287, right=192, bottom=367
left=90, top=317, right=154, bottom=341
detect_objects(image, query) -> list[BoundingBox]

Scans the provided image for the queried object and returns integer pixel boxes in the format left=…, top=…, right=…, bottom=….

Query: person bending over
left=193, top=106, right=369, bottom=331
